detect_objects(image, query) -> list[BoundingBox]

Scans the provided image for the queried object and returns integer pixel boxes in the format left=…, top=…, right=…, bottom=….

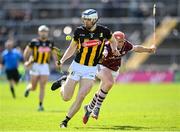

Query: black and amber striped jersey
left=28, top=38, right=54, bottom=64
left=73, top=25, right=112, bottom=66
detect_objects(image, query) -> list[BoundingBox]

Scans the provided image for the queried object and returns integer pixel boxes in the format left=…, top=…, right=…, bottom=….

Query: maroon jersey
left=101, top=40, right=133, bottom=71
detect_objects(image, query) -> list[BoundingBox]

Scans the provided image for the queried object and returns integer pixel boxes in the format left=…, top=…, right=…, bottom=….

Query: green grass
left=0, top=82, right=180, bottom=131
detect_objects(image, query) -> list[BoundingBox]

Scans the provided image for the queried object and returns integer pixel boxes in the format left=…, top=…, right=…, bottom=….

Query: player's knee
left=31, top=84, right=37, bottom=91
left=31, top=86, right=36, bottom=91
left=78, top=90, right=88, bottom=100
left=60, top=91, right=72, bottom=101
left=41, top=81, right=47, bottom=86
left=31, top=88, right=36, bottom=91
left=40, top=84, right=46, bottom=89
left=61, top=94, right=71, bottom=102
left=78, top=94, right=85, bottom=101
left=105, top=80, right=114, bottom=88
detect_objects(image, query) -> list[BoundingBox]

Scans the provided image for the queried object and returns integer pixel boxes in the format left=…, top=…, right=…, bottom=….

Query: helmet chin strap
left=88, top=18, right=98, bottom=31
left=89, top=24, right=96, bottom=31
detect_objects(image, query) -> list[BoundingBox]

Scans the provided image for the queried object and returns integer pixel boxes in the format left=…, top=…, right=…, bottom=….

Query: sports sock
left=96, top=89, right=108, bottom=108
left=39, top=102, right=43, bottom=107
left=10, top=85, right=16, bottom=98
left=88, top=93, right=98, bottom=111
left=62, top=116, right=71, bottom=123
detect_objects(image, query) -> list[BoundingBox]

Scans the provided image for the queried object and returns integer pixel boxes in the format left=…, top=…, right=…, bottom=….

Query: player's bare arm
left=109, top=36, right=120, bottom=56
left=52, top=47, right=61, bottom=68
left=23, top=46, right=32, bottom=61
left=133, top=45, right=156, bottom=53
left=60, top=39, right=77, bottom=65
left=23, top=46, right=33, bottom=68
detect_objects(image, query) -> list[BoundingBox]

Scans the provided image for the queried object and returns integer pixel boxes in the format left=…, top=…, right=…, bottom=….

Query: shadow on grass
left=75, top=125, right=150, bottom=130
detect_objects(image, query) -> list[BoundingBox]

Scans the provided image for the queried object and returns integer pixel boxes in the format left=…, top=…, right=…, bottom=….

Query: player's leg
left=86, top=66, right=114, bottom=108
left=92, top=67, right=114, bottom=119
left=36, top=63, right=49, bottom=111
left=5, top=69, right=16, bottom=98
left=96, top=67, right=114, bottom=92
left=25, top=63, right=40, bottom=97
left=83, top=67, right=114, bottom=123
left=10, top=68, right=22, bottom=98
left=58, top=76, right=78, bottom=128
left=84, top=67, right=114, bottom=122
left=68, top=79, right=94, bottom=117
left=51, top=75, right=67, bottom=91
left=13, top=68, right=21, bottom=85
left=60, top=76, right=77, bottom=101
left=59, top=61, right=80, bottom=101
left=60, top=79, right=94, bottom=128
left=38, top=75, right=48, bottom=111
left=24, top=75, right=39, bottom=97
left=83, top=92, right=98, bottom=124
left=60, top=61, right=96, bottom=127
left=9, top=80, right=16, bottom=98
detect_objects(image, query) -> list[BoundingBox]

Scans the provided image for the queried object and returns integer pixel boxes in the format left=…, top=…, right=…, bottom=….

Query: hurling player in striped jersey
left=50, top=9, right=119, bottom=128
left=83, top=31, right=156, bottom=124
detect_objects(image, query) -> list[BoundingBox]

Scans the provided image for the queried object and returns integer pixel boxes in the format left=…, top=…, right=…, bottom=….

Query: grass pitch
left=0, top=82, right=180, bottom=131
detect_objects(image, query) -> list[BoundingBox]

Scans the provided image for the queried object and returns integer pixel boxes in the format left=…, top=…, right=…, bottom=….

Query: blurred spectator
left=6, top=9, right=26, bottom=21
left=128, top=1, right=151, bottom=18
left=0, top=26, right=9, bottom=37
left=137, top=2, right=150, bottom=17
left=128, top=0, right=139, bottom=17
left=5, top=8, right=31, bottom=21
left=101, top=0, right=114, bottom=17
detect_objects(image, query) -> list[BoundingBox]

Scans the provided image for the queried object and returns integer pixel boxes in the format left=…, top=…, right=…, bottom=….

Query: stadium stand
left=0, top=0, right=180, bottom=72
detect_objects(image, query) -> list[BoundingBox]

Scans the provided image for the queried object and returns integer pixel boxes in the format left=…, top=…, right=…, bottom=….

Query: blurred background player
left=23, top=25, right=59, bottom=111
left=0, top=40, right=23, bottom=98
left=51, top=9, right=119, bottom=128
left=83, top=31, right=156, bottom=124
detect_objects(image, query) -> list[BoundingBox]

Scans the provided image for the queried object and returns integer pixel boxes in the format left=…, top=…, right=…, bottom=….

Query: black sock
left=39, top=102, right=42, bottom=107
left=10, top=85, right=15, bottom=98
left=63, top=116, right=71, bottom=123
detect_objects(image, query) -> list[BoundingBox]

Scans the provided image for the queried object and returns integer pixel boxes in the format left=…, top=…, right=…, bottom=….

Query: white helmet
left=81, top=9, right=98, bottom=24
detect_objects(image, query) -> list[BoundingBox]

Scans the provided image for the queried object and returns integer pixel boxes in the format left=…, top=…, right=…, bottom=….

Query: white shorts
left=98, top=65, right=119, bottom=80
left=30, top=63, right=50, bottom=76
left=69, top=61, right=97, bottom=81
